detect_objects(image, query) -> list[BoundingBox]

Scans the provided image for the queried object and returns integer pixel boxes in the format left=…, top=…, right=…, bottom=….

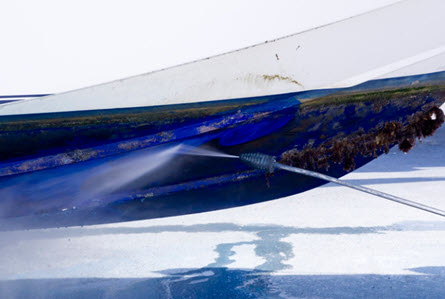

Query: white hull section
left=1, top=0, right=445, bottom=116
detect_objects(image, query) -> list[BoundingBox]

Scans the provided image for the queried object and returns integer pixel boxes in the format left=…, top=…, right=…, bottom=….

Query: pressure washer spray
left=239, top=152, right=445, bottom=218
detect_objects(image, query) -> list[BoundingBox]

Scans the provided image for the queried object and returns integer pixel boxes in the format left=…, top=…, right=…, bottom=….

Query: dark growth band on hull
left=281, top=104, right=445, bottom=172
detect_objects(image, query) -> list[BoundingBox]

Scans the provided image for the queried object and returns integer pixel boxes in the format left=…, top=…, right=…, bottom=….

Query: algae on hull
left=281, top=83, right=445, bottom=172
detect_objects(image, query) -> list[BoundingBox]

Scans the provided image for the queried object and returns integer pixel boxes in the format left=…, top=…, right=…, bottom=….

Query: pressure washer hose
left=240, top=153, right=445, bottom=218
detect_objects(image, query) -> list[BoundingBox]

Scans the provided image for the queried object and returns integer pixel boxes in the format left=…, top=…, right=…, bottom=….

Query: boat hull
left=1, top=71, right=444, bottom=230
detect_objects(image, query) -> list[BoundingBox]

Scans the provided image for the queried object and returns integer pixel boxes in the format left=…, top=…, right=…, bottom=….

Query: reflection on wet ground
left=2, top=266, right=445, bottom=299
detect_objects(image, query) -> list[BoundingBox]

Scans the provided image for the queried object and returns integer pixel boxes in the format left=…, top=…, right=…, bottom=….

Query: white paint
left=331, top=45, right=445, bottom=88
left=228, top=244, right=266, bottom=270
left=283, top=231, right=445, bottom=275
left=0, top=0, right=400, bottom=95
left=0, top=232, right=257, bottom=279
left=1, top=0, right=444, bottom=115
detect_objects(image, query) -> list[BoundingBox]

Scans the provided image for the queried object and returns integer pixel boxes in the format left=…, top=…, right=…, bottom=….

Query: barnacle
left=281, top=105, right=444, bottom=172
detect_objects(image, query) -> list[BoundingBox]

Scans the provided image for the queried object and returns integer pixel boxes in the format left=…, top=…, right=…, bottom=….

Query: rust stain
left=261, top=74, right=303, bottom=88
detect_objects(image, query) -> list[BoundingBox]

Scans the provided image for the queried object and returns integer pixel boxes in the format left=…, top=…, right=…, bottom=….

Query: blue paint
left=0, top=95, right=301, bottom=176
left=0, top=71, right=445, bottom=229
left=0, top=94, right=51, bottom=99
left=219, top=114, right=293, bottom=146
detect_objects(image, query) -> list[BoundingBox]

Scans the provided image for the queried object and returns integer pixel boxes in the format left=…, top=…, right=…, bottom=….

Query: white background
left=0, top=0, right=398, bottom=94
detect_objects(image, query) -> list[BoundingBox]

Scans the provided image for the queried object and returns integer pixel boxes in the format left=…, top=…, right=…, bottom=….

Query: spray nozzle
left=239, top=153, right=276, bottom=173
left=239, top=151, right=445, bottom=218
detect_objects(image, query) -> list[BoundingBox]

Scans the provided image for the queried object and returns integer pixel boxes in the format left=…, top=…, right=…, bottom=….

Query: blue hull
left=1, top=71, right=445, bottom=230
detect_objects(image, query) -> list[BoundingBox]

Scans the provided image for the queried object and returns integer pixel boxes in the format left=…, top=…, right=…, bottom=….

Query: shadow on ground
left=2, top=221, right=445, bottom=298
left=1, top=266, right=445, bottom=299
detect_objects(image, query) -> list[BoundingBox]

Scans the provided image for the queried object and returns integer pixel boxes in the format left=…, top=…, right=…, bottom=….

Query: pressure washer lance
left=240, top=152, right=445, bottom=218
